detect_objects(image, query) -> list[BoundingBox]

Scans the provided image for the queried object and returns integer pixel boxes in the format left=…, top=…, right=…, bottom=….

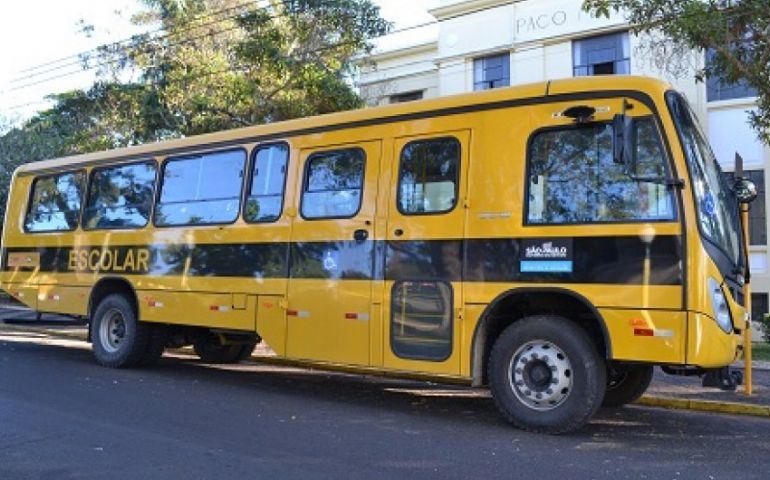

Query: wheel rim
left=508, top=340, right=573, bottom=411
left=99, top=308, right=126, bottom=354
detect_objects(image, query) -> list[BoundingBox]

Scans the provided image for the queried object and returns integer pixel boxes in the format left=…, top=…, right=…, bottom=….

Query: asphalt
left=2, top=331, right=770, bottom=480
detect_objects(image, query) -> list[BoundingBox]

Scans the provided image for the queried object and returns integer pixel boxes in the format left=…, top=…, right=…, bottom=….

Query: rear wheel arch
left=470, top=287, right=612, bottom=386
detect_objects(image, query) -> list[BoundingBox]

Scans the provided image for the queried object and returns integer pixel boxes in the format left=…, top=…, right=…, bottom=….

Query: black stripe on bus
left=2, top=234, right=682, bottom=285
left=20, top=90, right=658, bottom=176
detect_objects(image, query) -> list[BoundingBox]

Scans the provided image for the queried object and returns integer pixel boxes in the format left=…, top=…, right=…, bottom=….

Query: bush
left=759, top=314, right=770, bottom=343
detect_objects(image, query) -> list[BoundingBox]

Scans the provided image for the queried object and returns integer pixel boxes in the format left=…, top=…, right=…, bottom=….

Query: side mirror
left=734, top=178, right=758, bottom=204
left=612, top=113, right=635, bottom=171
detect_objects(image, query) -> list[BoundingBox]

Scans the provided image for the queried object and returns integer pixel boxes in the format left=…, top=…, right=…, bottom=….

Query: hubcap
left=509, top=340, right=573, bottom=411
left=99, top=309, right=126, bottom=354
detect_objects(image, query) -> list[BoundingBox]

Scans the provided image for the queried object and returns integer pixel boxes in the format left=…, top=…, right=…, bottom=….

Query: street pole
left=741, top=202, right=753, bottom=396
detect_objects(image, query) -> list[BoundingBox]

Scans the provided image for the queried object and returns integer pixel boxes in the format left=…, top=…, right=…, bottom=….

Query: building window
left=245, top=144, right=289, bottom=223
left=25, top=171, right=85, bottom=232
left=706, top=50, right=757, bottom=102
left=155, top=149, right=246, bottom=226
left=473, top=53, right=510, bottom=90
left=390, top=91, right=423, bottom=104
left=301, top=148, right=365, bottom=219
left=573, top=31, right=630, bottom=76
left=83, top=162, right=156, bottom=230
left=752, top=293, right=768, bottom=323
left=723, top=170, right=766, bottom=245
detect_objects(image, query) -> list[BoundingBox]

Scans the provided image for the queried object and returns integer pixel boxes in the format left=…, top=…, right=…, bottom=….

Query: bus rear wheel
left=488, top=315, right=606, bottom=434
left=193, top=334, right=256, bottom=364
left=92, top=294, right=162, bottom=368
left=602, top=364, right=653, bottom=407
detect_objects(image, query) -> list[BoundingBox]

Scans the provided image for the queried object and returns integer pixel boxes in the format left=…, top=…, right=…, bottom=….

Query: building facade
left=359, top=0, right=770, bottom=331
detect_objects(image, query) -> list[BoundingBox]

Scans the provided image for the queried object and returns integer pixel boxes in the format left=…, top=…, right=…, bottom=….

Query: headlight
left=708, top=277, right=733, bottom=333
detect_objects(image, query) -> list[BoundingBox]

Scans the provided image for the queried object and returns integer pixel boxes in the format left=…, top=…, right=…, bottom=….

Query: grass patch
left=753, top=343, right=770, bottom=362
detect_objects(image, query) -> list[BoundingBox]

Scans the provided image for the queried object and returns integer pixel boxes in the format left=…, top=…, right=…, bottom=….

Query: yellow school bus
left=0, top=76, right=750, bottom=433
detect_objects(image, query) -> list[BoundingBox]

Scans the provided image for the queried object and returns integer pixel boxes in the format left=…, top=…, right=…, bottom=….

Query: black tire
left=91, top=294, right=154, bottom=368
left=193, top=334, right=253, bottom=364
left=136, top=324, right=168, bottom=367
left=488, top=316, right=606, bottom=434
left=602, top=364, right=653, bottom=407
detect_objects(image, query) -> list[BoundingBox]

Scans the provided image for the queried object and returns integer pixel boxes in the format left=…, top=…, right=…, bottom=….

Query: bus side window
left=526, top=118, right=675, bottom=224
left=25, top=171, right=85, bottom=232
left=155, top=149, right=246, bottom=226
left=391, top=281, right=453, bottom=361
left=398, top=137, right=460, bottom=215
left=300, top=148, right=365, bottom=219
left=244, top=143, right=289, bottom=223
left=83, top=162, right=156, bottom=230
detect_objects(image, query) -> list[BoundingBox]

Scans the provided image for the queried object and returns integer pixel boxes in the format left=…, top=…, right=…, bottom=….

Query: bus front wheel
left=602, top=364, right=653, bottom=407
left=92, top=294, right=162, bottom=368
left=488, top=315, right=606, bottom=434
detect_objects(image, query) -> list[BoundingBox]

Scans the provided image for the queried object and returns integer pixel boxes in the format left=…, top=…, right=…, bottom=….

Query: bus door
left=382, top=130, right=470, bottom=375
left=285, top=140, right=382, bottom=366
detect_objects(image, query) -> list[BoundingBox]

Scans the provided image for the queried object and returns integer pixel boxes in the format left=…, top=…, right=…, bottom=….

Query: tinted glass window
left=473, top=53, right=510, bottom=90
left=156, top=150, right=245, bottom=226
left=573, top=31, right=630, bottom=76
left=83, top=162, right=156, bottom=229
left=245, top=144, right=289, bottom=223
left=399, top=138, right=459, bottom=214
left=527, top=118, right=674, bottom=223
left=391, top=281, right=452, bottom=361
left=25, top=171, right=84, bottom=232
left=301, top=148, right=365, bottom=219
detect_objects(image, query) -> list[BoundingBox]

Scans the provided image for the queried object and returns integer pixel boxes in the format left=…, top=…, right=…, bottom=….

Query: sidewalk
left=1, top=306, right=768, bottom=417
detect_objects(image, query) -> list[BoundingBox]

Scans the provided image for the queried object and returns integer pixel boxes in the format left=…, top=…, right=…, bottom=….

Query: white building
left=359, top=0, right=770, bottom=326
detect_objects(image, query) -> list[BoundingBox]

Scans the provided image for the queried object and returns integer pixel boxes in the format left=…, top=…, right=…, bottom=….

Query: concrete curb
left=0, top=323, right=87, bottom=341
left=636, top=395, right=770, bottom=418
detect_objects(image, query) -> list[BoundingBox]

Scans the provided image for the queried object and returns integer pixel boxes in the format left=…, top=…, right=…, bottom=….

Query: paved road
left=2, top=332, right=770, bottom=480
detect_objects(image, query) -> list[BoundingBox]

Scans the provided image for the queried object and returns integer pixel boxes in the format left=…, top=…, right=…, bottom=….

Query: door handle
left=353, top=229, right=369, bottom=242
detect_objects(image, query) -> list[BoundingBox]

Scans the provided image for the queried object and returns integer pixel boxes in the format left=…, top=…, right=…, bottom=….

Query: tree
left=582, top=0, right=770, bottom=144
left=89, top=0, right=390, bottom=136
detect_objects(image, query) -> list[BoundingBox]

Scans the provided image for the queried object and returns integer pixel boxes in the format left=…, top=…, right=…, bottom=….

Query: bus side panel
left=37, top=284, right=89, bottom=316
left=137, top=289, right=256, bottom=332
left=599, top=308, right=685, bottom=363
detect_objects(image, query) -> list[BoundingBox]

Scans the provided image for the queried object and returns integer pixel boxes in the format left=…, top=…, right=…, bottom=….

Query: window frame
left=243, top=142, right=291, bottom=224
left=473, top=52, right=511, bottom=91
left=390, top=280, right=454, bottom=362
left=523, top=116, right=678, bottom=226
left=82, top=159, right=158, bottom=231
left=299, top=147, right=367, bottom=221
left=24, top=169, right=86, bottom=234
left=153, top=147, right=248, bottom=228
left=396, top=136, right=461, bottom=217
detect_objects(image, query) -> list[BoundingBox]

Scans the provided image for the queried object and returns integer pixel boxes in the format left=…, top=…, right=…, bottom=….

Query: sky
left=0, top=0, right=437, bottom=128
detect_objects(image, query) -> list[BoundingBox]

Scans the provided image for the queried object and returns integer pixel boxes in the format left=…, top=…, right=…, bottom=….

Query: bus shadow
left=2, top=333, right=766, bottom=441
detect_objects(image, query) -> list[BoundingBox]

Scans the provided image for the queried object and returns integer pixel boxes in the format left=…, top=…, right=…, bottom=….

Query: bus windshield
left=667, top=92, right=742, bottom=271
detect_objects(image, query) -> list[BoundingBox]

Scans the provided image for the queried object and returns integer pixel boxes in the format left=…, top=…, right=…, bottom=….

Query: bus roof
left=16, top=75, right=672, bottom=175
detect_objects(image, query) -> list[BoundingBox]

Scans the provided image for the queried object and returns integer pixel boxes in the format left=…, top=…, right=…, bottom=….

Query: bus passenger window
left=245, top=144, right=289, bottom=223
left=155, top=149, right=246, bottom=226
left=391, top=281, right=453, bottom=361
left=527, top=118, right=674, bottom=224
left=83, top=162, right=156, bottom=229
left=398, top=138, right=459, bottom=214
left=25, top=171, right=84, bottom=232
left=301, top=148, right=365, bottom=219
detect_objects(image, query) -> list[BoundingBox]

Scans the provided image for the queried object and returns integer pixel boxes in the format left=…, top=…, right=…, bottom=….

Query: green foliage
left=583, top=0, right=770, bottom=145
left=0, top=0, right=389, bottom=228
left=759, top=314, right=770, bottom=343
